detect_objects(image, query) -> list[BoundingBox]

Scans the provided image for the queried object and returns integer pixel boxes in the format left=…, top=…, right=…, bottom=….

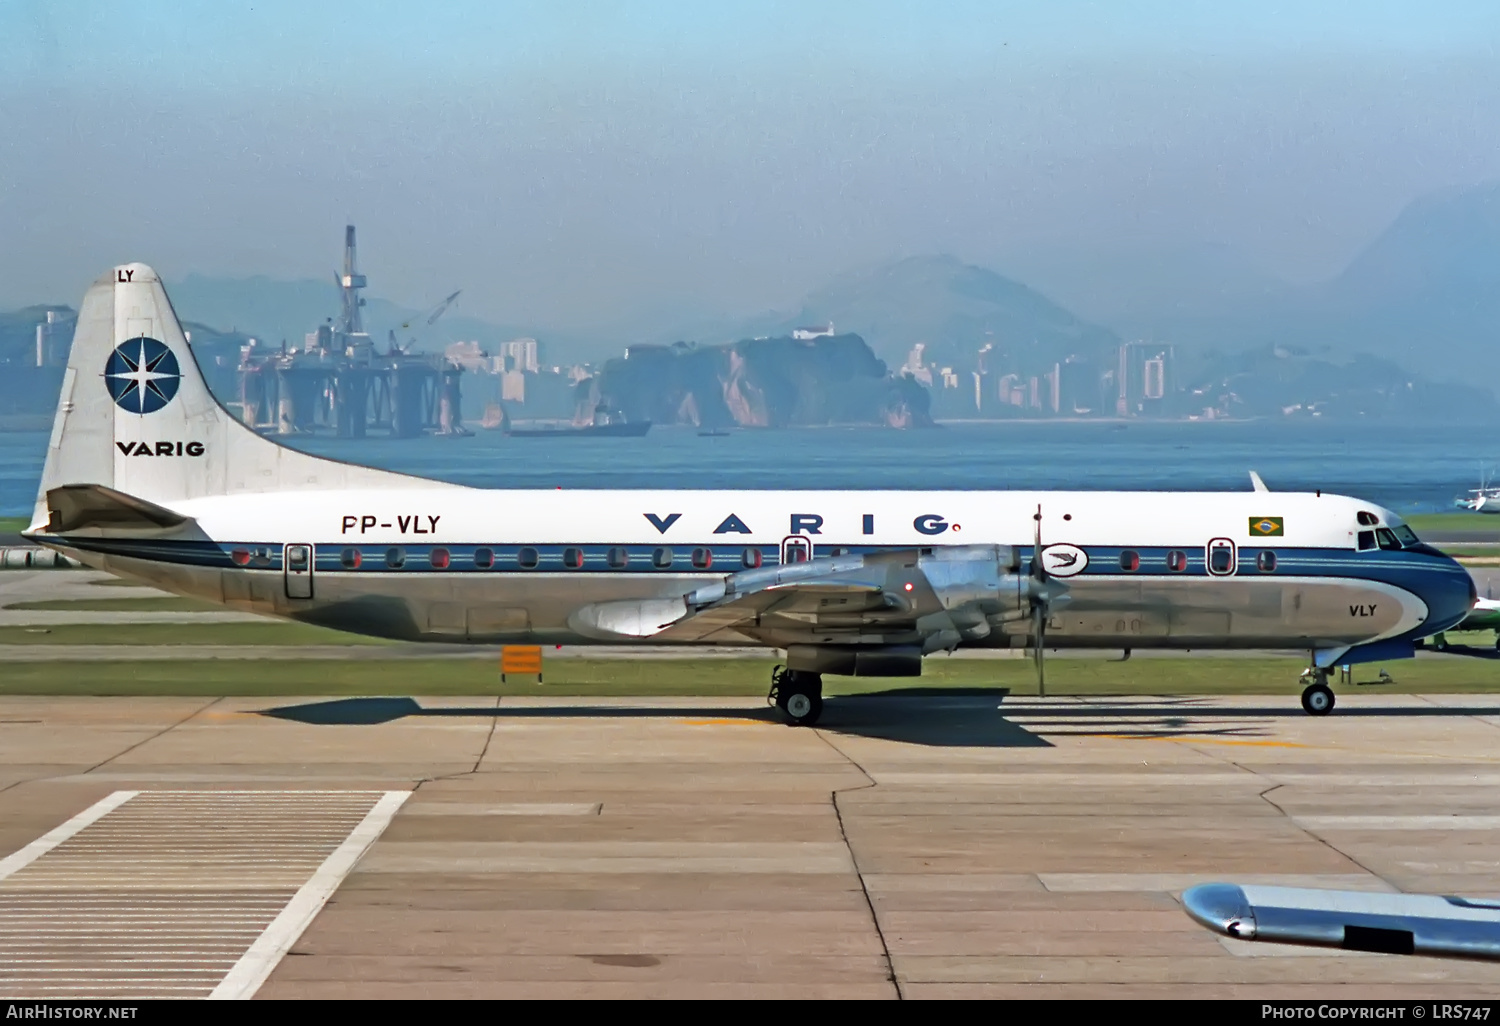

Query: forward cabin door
left=284, top=543, right=314, bottom=600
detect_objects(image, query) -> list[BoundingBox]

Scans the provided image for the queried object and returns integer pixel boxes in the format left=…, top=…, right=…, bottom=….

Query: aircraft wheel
left=1435, top=635, right=1451, bottom=652
left=775, top=670, right=824, bottom=726
left=1301, top=683, right=1335, bottom=716
left=782, top=690, right=824, bottom=727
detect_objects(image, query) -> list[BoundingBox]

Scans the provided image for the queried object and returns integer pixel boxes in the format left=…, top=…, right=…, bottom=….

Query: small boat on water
left=697, top=429, right=731, bottom=437
left=507, top=419, right=651, bottom=438
left=487, top=405, right=651, bottom=438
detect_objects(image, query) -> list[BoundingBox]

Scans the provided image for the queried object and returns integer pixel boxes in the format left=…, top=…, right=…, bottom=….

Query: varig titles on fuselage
left=642, top=511, right=960, bottom=537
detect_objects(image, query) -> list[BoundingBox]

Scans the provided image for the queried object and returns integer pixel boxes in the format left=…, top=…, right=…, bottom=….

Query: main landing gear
left=1299, top=668, right=1336, bottom=716
left=769, top=665, right=824, bottom=727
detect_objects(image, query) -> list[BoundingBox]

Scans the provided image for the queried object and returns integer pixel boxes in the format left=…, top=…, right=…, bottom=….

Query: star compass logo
left=105, top=337, right=181, bottom=414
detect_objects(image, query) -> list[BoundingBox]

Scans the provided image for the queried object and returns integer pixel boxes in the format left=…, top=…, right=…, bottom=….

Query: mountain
left=1315, top=181, right=1500, bottom=379
left=781, top=255, right=1120, bottom=374
left=1060, top=182, right=1500, bottom=383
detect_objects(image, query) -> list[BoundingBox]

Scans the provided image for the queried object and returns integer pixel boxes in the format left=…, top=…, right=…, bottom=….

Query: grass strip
left=0, top=656, right=1497, bottom=697
left=6, top=597, right=227, bottom=612
left=0, top=623, right=393, bottom=646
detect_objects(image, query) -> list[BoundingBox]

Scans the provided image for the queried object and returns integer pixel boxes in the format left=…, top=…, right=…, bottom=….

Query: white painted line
left=0, top=792, right=137, bottom=882
left=208, top=790, right=408, bottom=1000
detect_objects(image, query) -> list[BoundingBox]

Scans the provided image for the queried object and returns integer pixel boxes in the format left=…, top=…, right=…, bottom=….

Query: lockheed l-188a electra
left=23, top=265, right=1477, bottom=725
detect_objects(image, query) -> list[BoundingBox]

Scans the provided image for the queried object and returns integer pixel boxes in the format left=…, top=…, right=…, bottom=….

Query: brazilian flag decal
left=1249, top=516, right=1284, bottom=537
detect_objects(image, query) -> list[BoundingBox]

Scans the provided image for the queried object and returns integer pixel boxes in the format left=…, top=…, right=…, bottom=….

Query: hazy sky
left=4, top=1, right=1499, bottom=330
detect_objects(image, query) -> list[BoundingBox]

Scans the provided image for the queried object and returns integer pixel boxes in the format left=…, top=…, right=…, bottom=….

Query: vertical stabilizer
left=30, top=263, right=442, bottom=532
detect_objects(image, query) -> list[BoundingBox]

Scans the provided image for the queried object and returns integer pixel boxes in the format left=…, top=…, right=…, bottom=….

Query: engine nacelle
left=915, top=545, right=1029, bottom=620
left=786, top=644, right=923, bottom=677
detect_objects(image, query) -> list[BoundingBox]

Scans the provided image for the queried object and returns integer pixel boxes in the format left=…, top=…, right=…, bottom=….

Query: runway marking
left=211, top=791, right=408, bottom=1000
left=0, top=791, right=137, bottom=880
left=679, top=717, right=770, bottom=727
left=0, top=790, right=408, bottom=1000
left=1098, top=735, right=1313, bottom=749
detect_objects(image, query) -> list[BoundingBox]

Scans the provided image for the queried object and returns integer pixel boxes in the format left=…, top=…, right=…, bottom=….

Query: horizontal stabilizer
left=1184, top=883, right=1500, bottom=959
left=40, top=484, right=191, bottom=535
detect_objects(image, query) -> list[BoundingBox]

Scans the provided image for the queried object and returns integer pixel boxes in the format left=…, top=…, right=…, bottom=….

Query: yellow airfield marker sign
left=501, top=645, right=544, bottom=684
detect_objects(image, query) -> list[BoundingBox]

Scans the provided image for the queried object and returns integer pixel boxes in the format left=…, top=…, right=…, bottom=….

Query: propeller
left=1030, top=505, right=1048, bottom=698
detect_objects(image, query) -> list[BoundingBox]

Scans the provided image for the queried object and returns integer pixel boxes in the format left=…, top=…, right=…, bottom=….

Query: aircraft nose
left=1416, top=553, right=1477, bottom=636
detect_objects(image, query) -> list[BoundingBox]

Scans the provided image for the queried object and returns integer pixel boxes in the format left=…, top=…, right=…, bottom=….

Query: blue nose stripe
left=1414, top=556, right=1477, bottom=637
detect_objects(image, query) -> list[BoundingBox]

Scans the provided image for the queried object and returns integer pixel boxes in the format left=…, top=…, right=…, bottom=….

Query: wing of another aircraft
left=1183, top=883, right=1500, bottom=958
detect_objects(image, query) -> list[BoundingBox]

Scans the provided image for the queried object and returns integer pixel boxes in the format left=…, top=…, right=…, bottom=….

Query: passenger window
left=1357, top=511, right=1379, bottom=526
left=563, top=547, right=584, bottom=569
left=517, top=547, right=539, bottom=570
left=1356, top=531, right=1376, bottom=551
left=1167, top=550, right=1187, bottom=572
left=742, top=548, right=763, bottom=569
left=473, top=547, right=494, bottom=569
left=386, top=547, right=406, bottom=569
left=230, top=548, right=251, bottom=567
left=1375, top=529, right=1401, bottom=551
left=251, top=547, right=274, bottom=567
left=607, top=547, right=629, bottom=569
left=1256, top=550, right=1277, bottom=572
left=1119, top=550, right=1139, bottom=572
left=1208, top=545, right=1234, bottom=575
left=287, top=545, right=310, bottom=571
left=340, top=548, right=361, bottom=569
left=430, top=547, right=450, bottom=569
left=652, top=547, right=673, bottom=569
left=691, top=547, right=713, bottom=569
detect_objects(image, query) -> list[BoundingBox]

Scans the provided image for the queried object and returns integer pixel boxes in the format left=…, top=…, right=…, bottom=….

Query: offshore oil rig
left=237, top=226, right=467, bottom=438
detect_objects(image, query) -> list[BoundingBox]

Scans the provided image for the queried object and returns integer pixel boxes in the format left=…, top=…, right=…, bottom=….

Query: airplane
left=21, top=264, right=1478, bottom=726
left=1420, top=596, right=1500, bottom=652
left=1183, top=883, right=1500, bottom=959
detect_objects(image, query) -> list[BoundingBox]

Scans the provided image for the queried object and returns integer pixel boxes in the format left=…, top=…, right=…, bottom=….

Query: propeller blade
left=1031, top=505, right=1044, bottom=580
left=1030, top=504, right=1047, bottom=697
left=1033, top=603, right=1046, bottom=698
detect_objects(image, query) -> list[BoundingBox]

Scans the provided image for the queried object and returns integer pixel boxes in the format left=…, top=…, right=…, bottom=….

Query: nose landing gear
left=1299, top=668, right=1336, bottom=716
left=769, top=665, right=824, bottom=726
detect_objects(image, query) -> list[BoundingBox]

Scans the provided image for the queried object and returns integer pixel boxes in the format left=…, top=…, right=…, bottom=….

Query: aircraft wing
left=1183, top=883, right=1500, bottom=959
left=568, top=545, right=1038, bottom=648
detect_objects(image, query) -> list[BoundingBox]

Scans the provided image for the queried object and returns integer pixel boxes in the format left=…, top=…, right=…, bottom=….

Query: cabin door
left=284, top=543, right=315, bottom=600
left=780, top=535, right=812, bottom=565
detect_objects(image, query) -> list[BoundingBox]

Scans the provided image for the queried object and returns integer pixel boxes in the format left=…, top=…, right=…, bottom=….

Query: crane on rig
left=401, top=291, right=462, bottom=331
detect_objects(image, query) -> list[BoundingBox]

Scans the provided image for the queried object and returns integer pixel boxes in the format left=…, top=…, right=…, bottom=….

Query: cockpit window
left=1392, top=525, right=1419, bottom=547
left=1375, top=528, right=1401, bottom=551
left=1357, top=511, right=1379, bottom=526
left=1357, top=530, right=1376, bottom=552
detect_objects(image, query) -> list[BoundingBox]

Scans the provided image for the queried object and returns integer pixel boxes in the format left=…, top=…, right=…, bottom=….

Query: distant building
left=1115, top=342, right=1176, bottom=416
left=499, top=338, right=540, bottom=373
left=34, top=310, right=69, bottom=368
left=792, top=323, right=834, bottom=340
left=901, top=343, right=933, bottom=386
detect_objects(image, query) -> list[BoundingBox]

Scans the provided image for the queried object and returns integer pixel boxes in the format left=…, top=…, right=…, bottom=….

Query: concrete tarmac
left=3, top=694, right=1500, bottom=997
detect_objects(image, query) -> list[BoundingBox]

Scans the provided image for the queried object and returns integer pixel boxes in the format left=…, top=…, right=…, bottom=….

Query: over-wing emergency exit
left=23, top=265, right=1477, bottom=725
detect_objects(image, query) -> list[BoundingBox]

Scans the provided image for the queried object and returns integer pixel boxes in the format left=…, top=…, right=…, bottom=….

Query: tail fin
left=31, top=263, right=435, bottom=532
